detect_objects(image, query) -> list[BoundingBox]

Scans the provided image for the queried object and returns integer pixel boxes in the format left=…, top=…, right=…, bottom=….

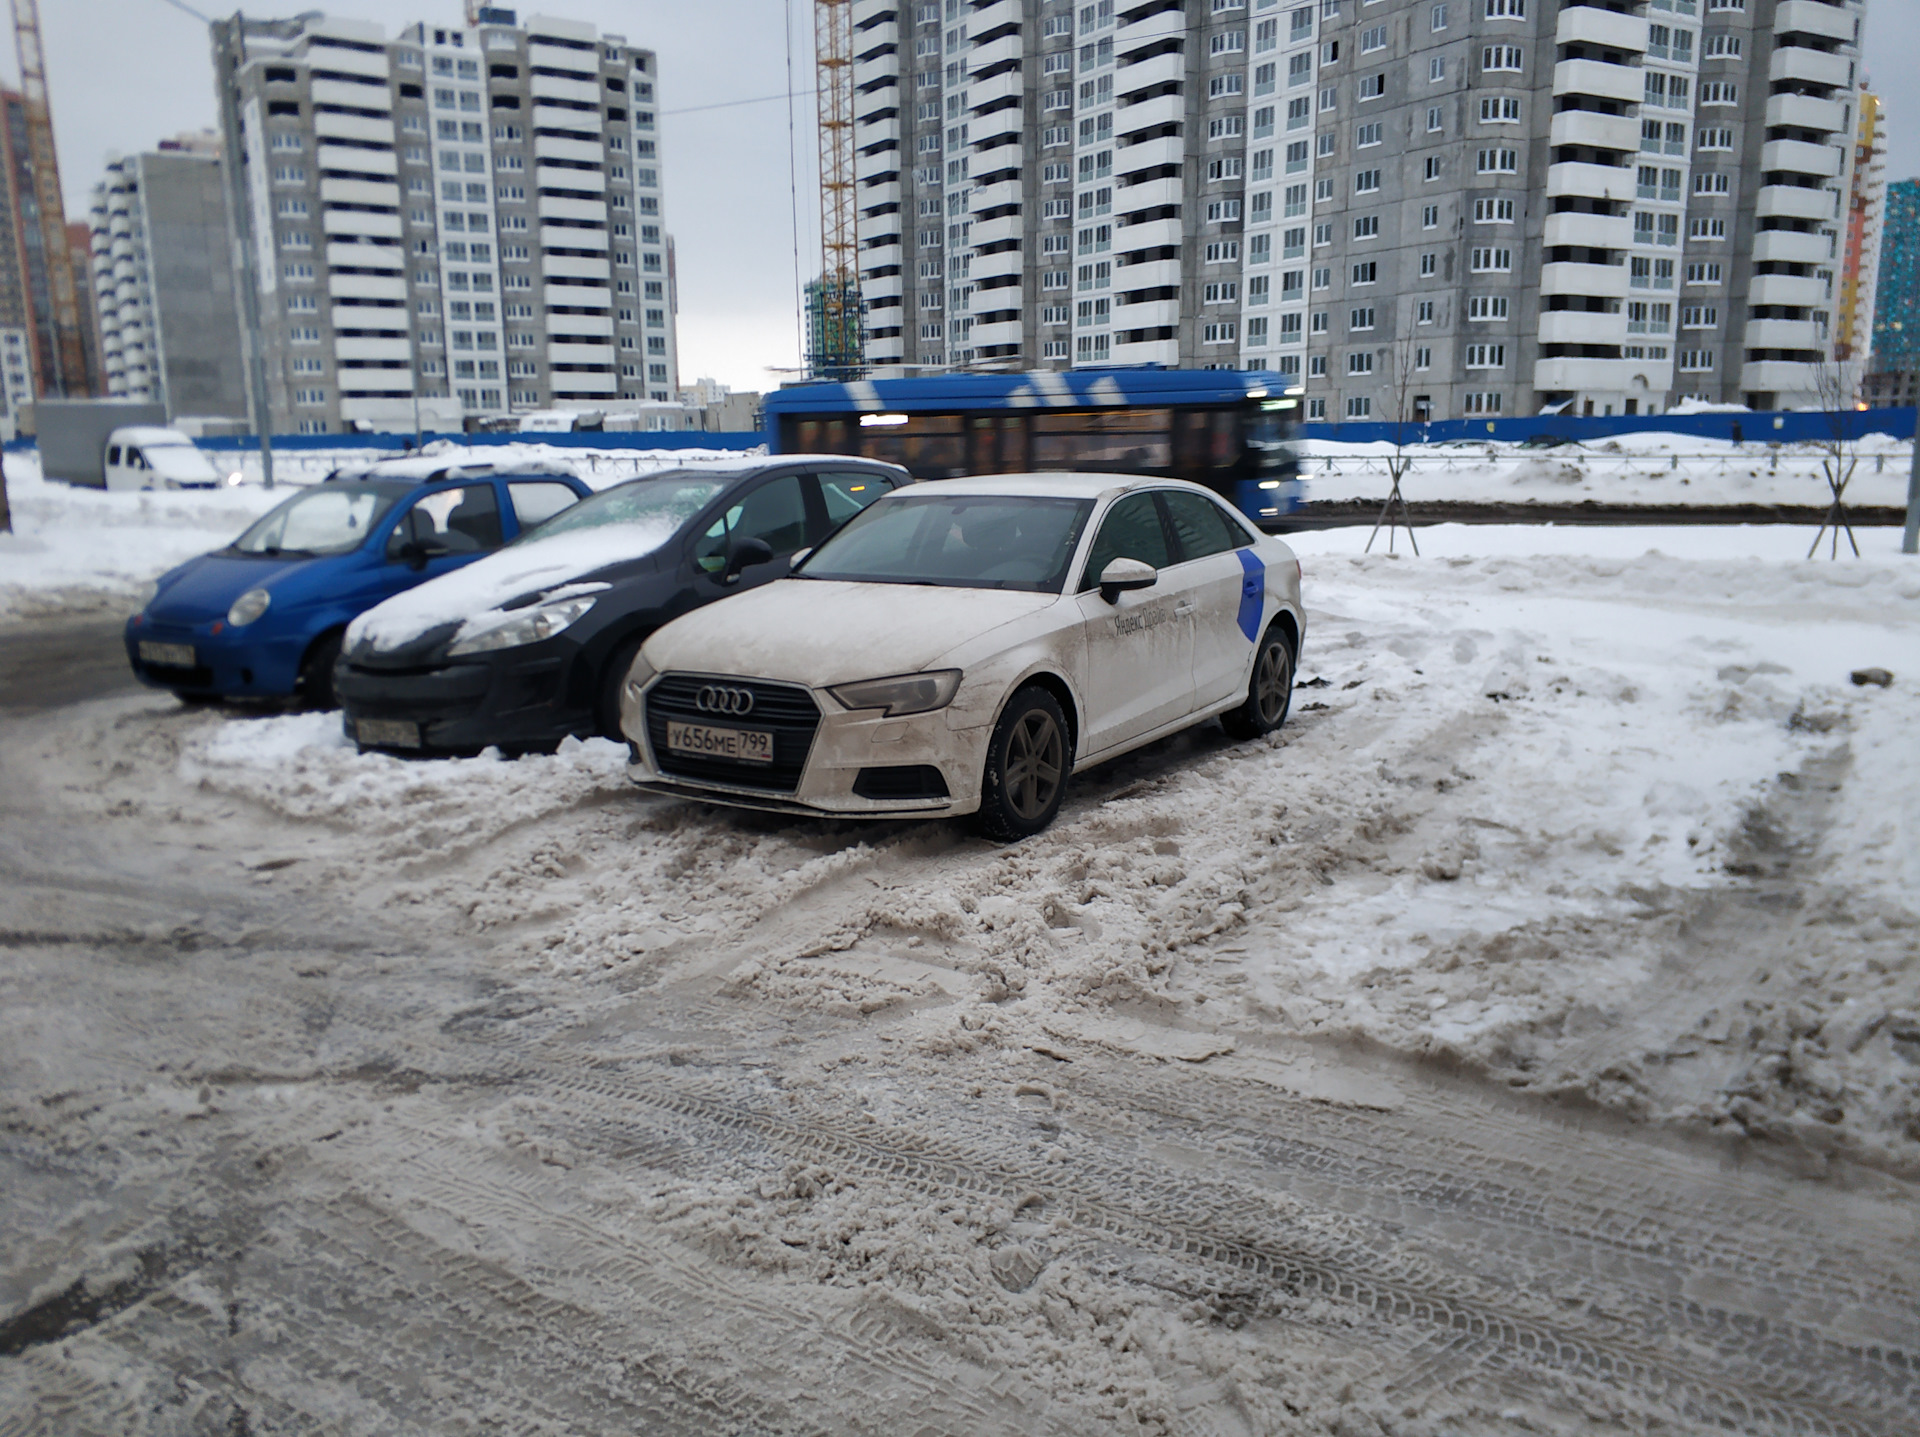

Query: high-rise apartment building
left=89, top=132, right=249, bottom=418
left=213, top=8, right=677, bottom=435
left=851, top=0, right=1865, bottom=417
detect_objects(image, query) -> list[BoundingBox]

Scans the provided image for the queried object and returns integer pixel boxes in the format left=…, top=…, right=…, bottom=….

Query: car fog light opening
left=827, top=669, right=963, bottom=717
left=227, top=588, right=271, bottom=626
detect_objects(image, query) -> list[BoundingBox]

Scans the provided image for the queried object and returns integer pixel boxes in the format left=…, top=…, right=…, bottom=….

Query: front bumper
left=625, top=672, right=994, bottom=819
left=335, top=647, right=589, bottom=752
left=124, top=613, right=305, bottom=697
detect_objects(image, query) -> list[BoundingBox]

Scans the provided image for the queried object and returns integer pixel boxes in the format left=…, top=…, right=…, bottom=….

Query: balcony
left=860, top=241, right=903, bottom=271
left=1764, top=92, right=1848, bottom=135
left=537, top=194, right=604, bottom=222
left=540, top=252, right=611, bottom=280
left=1117, top=175, right=1181, bottom=212
left=863, top=270, right=904, bottom=301
left=971, top=247, right=1023, bottom=282
left=1538, top=310, right=1627, bottom=345
left=1554, top=4, right=1649, bottom=52
left=1760, top=138, right=1842, bottom=179
left=1532, top=356, right=1632, bottom=391
left=1540, top=260, right=1630, bottom=299
left=326, top=240, right=403, bottom=270
left=1548, top=109, right=1640, bottom=154
left=332, top=368, right=414, bottom=393
left=530, top=135, right=599, bottom=165
left=1751, top=228, right=1833, bottom=264
left=1739, top=359, right=1821, bottom=394
left=320, top=177, right=400, bottom=207
left=1116, top=92, right=1184, bottom=136
left=1748, top=272, right=1828, bottom=307
left=541, top=283, right=610, bottom=309
left=971, top=0, right=1020, bottom=31
left=970, top=106, right=1024, bottom=148
left=531, top=103, right=601, bottom=133
left=550, top=372, right=617, bottom=395
left=856, top=146, right=902, bottom=183
left=971, top=317, right=1022, bottom=348
left=323, top=209, right=402, bottom=240
left=1546, top=161, right=1636, bottom=203
left=530, top=72, right=600, bottom=105
left=547, top=341, right=614, bottom=365
left=969, top=69, right=1022, bottom=111
left=528, top=41, right=597, bottom=75
left=1769, top=45, right=1852, bottom=91
left=316, top=143, right=397, bottom=177
left=538, top=225, right=608, bottom=255
left=547, top=312, right=615, bottom=338
left=311, top=77, right=391, bottom=111
left=1552, top=58, right=1644, bottom=106
left=1742, top=317, right=1824, bottom=351
left=327, top=272, right=407, bottom=301
left=1112, top=335, right=1180, bottom=366
left=969, top=32, right=1022, bottom=75
left=536, top=164, right=606, bottom=194
left=1117, top=134, right=1183, bottom=174
left=1117, top=49, right=1185, bottom=93
left=853, top=18, right=897, bottom=51
left=1774, top=0, right=1858, bottom=44
left=1117, top=255, right=1182, bottom=288
left=852, top=50, right=898, bottom=91
left=332, top=336, right=413, bottom=362
left=1756, top=184, right=1836, bottom=221
left=972, top=212, right=1023, bottom=248
left=1115, top=296, right=1181, bottom=328
left=1116, top=215, right=1182, bottom=250
left=1543, top=211, right=1631, bottom=250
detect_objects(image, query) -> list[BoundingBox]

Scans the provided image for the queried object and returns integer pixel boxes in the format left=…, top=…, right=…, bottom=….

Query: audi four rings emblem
left=696, top=685, right=755, bottom=715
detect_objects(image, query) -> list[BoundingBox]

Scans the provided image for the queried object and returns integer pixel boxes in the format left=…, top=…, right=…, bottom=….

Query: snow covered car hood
left=641, top=577, right=1059, bottom=688
left=347, top=522, right=676, bottom=654
left=142, top=445, right=223, bottom=485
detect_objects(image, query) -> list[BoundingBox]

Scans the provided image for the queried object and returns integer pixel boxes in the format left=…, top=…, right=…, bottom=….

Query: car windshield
left=231, top=482, right=406, bottom=557
left=797, top=492, right=1093, bottom=593
left=527, top=472, right=725, bottom=543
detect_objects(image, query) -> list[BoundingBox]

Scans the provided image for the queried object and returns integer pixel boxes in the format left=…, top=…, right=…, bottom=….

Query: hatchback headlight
left=828, top=669, right=963, bottom=717
left=447, top=595, right=598, bottom=656
left=227, top=588, right=271, bottom=626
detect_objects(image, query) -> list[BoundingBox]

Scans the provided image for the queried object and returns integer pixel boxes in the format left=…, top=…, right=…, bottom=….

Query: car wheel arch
left=997, top=668, right=1079, bottom=764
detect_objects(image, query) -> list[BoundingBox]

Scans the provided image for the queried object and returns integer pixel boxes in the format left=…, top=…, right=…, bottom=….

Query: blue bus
left=762, top=369, right=1304, bottom=528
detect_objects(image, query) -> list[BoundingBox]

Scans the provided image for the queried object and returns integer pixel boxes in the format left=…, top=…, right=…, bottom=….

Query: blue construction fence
left=1293, top=408, right=1917, bottom=447
left=188, top=429, right=767, bottom=454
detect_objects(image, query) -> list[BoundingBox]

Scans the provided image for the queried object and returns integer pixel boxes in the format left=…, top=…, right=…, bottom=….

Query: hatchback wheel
left=299, top=629, right=345, bottom=711
left=977, top=684, right=1069, bottom=841
left=1221, top=624, right=1295, bottom=740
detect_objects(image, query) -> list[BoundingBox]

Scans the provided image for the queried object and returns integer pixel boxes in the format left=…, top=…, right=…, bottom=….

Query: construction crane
left=811, top=0, right=864, bottom=379
left=9, top=0, right=87, bottom=396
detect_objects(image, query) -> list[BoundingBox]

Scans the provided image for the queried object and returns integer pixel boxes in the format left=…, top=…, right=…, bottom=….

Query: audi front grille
left=644, top=673, right=822, bottom=794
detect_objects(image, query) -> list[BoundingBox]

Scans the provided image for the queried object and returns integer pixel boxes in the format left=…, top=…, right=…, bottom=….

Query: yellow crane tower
left=812, top=0, right=864, bottom=378
left=9, top=0, right=89, bottom=396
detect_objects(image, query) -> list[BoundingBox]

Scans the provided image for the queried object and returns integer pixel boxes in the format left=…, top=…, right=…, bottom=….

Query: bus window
left=1209, top=410, right=1238, bottom=470
left=1030, top=409, right=1172, bottom=471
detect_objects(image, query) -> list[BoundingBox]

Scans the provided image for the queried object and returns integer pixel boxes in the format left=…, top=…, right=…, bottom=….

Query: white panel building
left=214, top=8, right=678, bottom=434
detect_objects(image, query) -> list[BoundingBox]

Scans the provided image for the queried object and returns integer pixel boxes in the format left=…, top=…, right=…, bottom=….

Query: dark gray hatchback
left=334, top=457, right=910, bottom=753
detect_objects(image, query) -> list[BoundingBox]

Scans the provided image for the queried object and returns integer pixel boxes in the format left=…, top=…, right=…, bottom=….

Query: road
left=0, top=601, right=1915, bottom=1435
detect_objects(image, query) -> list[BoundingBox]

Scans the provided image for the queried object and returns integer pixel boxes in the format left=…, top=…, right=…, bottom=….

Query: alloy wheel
left=1004, top=710, right=1064, bottom=821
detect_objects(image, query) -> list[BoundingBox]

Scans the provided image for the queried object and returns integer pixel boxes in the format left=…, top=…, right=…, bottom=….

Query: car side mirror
left=1098, top=556, right=1158, bottom=605
left=725, top=536, right=775, bottom=582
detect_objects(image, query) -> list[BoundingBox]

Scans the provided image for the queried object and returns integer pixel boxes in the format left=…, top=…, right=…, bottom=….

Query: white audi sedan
left=619, top=474, right=1305, bottom=838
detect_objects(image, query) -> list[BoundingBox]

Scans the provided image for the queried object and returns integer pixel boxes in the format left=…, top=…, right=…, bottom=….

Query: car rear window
left=797, top=492, right=1092, bottom=593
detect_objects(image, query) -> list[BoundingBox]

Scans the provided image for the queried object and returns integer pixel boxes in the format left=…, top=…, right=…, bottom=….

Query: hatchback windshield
left=798, top=492, right=1093, bottom=592
left=232, top=482, right=405, bottom=557
left=529, top=473, right=725, bottom=542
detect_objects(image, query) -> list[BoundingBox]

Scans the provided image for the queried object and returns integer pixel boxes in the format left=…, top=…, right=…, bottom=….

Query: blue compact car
left=125, top=462, right=592, bottom=707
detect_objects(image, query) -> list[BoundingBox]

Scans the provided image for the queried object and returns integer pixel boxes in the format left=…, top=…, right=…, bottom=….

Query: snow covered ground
left=135, top=523, right=1920, bottom=1171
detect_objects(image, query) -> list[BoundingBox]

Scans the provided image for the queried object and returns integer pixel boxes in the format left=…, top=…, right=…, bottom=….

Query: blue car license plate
left=138, top=641, right=196, bottom=667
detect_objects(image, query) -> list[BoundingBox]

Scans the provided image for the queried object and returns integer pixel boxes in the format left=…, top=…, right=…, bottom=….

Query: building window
left=1346, top=396, right=1372, bottom=418
left=1351, top=261, right=1377, bottom=284
left=1417, top=300, right=1434, bottom=323
left=1469, top=247, right=1512, bottom=272
left=1352, top=216, right=1379, bottom=240
left=1473, top=197, right=1515, bottom=223
left=1462, top=391, right=1502, bottom=414
left=1479, top=96, right=1521, bottom=124
left=1476, top=148, right=1518, bottom=174
left=1678, top=349, right=1715, bottom=371
left=1349, top=306, right=1375, bottom=331
left=1484, top=0, right=1524, bottom=17
left=1422, top=204, right=1439, bottom=228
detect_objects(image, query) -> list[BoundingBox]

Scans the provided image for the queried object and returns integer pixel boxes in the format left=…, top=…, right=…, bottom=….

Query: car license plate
left=138, top=640, right=196, bottom=668
left=666, top=720, right=774, bottom=764
left=357, top=718, right=421, bottom=749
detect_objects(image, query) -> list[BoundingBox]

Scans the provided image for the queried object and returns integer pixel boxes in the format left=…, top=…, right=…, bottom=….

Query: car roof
left=881, top=472, right=1221, bottom=502
left=635, top=453, right=909, bottom=479
left=323, top=455, right=583, bottom=485
left=108, top=426, right=196, bottom=447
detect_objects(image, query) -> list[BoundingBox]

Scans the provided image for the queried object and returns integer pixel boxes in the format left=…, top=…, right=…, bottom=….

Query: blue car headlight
left=227, top=588, right=271, bottom=626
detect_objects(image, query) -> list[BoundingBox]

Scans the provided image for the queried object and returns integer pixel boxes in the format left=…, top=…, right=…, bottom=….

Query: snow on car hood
left=348, top=521, right=676, bottom=652
left=143, top=445, right=222, bottom=483
left=642, top=577, right=1059, bottom=687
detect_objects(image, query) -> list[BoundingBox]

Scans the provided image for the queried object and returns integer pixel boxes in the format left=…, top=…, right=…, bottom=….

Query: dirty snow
left=168, top=523, right=1920, bottom=1171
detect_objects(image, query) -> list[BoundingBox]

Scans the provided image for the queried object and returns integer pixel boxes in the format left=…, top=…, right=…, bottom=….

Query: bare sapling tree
left=1366, top=337, right=1420, bottom=555
left=1807, top=355, right=1861, bottom=560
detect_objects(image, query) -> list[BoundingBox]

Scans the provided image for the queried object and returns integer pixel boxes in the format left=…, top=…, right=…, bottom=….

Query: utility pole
left=212, top=13, right=276, bottom=489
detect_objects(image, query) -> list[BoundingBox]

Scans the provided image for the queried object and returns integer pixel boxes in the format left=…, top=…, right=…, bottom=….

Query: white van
left=103, top=427, right=226, bottom=491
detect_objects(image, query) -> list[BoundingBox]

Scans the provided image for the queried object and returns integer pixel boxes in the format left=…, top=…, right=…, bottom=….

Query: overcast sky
left=29, top=1, right=1920, bottom=394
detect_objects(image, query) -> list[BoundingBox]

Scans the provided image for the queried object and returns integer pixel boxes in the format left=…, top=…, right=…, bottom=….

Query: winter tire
left=299, top=629, right=345, bottom=711
left=1221, top=624, right=1295, bottom=740
left=596, top=635, right=647, bottom=741
left=976, top=684, right=1069, bottom=841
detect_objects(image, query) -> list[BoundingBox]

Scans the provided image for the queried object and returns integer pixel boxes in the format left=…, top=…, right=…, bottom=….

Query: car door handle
left=1174, top=601, right=1196, bottom=615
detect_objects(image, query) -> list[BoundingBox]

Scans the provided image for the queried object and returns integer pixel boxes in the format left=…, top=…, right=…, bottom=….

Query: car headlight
left=447, top=595, right=598, bottom=656
left=227, top=588, right=271, bottom=626
left=828, top=669, right=963, bottom=717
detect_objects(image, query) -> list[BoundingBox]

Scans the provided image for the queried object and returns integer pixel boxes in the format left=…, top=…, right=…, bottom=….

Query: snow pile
left=0, top=452, right=285, bottom=621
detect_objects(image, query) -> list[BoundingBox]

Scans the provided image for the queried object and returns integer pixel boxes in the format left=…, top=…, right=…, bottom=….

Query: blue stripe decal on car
left=1235, top=548, right=1265, bottom=642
